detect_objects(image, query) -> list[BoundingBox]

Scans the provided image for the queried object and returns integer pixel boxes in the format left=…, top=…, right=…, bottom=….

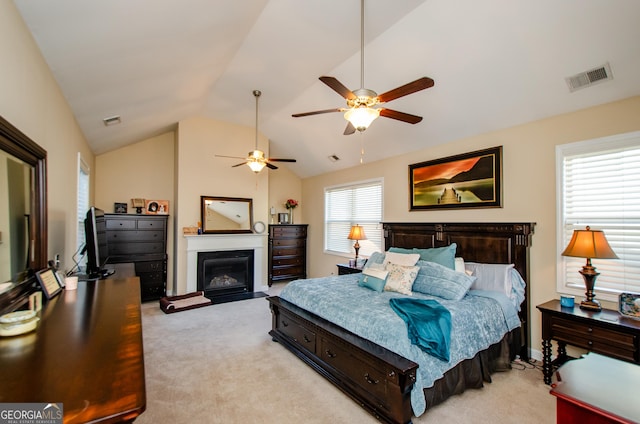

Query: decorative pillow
left=454, top=257, right=466, bottom=274
left=389, top=244, right=457, bottom=270
left=363, top=251, right=385, bottom=270
left=384, top=263, right=419, bottom=295
left=384, top=251, right=420, bottom=267
left=357, top=267, right=389, bottom=292
left=412, top=261, right=476, bottom=301
left=465, top=262, right=514, bottom=297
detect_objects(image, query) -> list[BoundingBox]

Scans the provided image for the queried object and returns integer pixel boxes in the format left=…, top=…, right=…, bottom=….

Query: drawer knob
left=364, top=373, right=379, bottom=385
left=325, top=349, right=337, bottom=358
left=282, top=320, right=289, bottom=327
left=303, top=335, right=311, bottom=343
left=588, top=340, right=593, bottom=346
left=588, top=327, right=593, bottom=333
left=388, top=370, right=395, bottom=378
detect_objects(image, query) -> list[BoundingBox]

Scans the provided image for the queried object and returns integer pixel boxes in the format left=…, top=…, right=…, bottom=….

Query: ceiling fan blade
left=268, top=158, right=297, bottom=163
left=377, top=77, right=435, bottom=103
left=266, top=162, right=278, bottom=170
left=319, top=76, right=356, bottom=100
left=232, top=162, right=247, bottom=168
left=343, top=122, right=356, bottom=135
left=216, top=154, right=246, bottom=159
left=379, top=108, right=423, bottom=124
left=292, top=108, right=344, bottom=118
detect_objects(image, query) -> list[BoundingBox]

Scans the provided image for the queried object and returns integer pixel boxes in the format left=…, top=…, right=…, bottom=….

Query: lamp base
left=580, top=298, right=601, bottom=311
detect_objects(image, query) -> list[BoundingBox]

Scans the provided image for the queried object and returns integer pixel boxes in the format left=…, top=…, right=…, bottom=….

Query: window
left=557, top=131, right=640, bottom=299
left=325, top=179, right=383, bottom=258
left=77, top=154, right=90, bottom=264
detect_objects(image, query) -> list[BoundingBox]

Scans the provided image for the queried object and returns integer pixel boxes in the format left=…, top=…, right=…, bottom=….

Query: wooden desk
left=0, top=278, right=146, bottom=423
left=550, top=353, right=640, bottom=424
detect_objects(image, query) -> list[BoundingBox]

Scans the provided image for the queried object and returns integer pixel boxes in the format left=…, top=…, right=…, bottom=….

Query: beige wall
left=302, top=95, right=640, bottom=358
left=0, top=1, right=94, bottom=273
left=95, top=131, right=176, bottom=291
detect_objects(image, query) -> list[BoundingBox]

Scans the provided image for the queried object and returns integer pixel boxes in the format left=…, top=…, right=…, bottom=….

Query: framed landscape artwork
left=409, top=146, right=503, bottom=210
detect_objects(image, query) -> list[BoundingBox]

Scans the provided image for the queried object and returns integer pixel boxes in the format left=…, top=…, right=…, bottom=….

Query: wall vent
left=328, top=154, right=340, bottom=162
left=565, top=62, right=613, bottom=92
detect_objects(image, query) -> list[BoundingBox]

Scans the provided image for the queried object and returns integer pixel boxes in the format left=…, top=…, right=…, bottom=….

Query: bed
left=267, top=222, right=535, bottom=424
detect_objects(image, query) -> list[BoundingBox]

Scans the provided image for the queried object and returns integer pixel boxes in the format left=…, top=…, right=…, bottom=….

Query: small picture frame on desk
left=36, top=268, right=62, bottom=300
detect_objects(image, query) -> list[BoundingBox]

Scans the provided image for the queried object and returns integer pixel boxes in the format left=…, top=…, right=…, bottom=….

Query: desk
left=0, top=278, right=146, bottom=423
left=550, top=353, right=640, bottom=423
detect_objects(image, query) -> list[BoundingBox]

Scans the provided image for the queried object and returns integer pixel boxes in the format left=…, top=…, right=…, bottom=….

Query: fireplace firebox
left=197, top=250, right=254, bottom=299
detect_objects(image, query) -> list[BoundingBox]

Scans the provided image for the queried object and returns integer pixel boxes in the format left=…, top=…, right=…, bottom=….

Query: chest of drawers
left=268, top=224, right=307, bottom=286
left=105, top=214, right=168, bottom=301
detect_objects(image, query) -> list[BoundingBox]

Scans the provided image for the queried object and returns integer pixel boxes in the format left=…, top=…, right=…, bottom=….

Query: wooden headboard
left=383, top=222, right=536, bottom=359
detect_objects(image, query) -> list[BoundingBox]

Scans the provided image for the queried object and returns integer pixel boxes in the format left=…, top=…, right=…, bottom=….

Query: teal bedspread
left=279, top=275, right=519, bottom=417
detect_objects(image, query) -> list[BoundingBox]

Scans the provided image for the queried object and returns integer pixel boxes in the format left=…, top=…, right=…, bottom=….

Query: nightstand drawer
left=551, top=316, right=636, bottom=360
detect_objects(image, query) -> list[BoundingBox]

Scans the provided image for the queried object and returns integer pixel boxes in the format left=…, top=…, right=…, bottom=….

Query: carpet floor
left=136, top=284, right=556, bottom=423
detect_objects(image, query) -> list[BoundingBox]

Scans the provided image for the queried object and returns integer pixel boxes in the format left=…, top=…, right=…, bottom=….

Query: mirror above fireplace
left=200, top=196, right=253, bottom=234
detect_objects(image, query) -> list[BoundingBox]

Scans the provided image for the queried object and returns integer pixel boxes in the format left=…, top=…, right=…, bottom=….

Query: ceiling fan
left=216, top=90, right=296, bottom=173
left=292, top=0, right=434, bottom=135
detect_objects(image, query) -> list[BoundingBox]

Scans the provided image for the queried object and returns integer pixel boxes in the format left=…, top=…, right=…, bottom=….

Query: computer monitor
left=84, top=206, right=111, bottom=278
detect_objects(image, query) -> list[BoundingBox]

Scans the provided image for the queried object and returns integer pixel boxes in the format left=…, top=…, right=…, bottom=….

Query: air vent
left=328, top=154, right=340, bottom=162
left=103, top=115, right=121, bottom=126
left=566, top=62, right=613, bottom=92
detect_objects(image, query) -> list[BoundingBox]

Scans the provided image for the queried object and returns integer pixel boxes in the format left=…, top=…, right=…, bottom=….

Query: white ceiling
left=14, top=0, right=640, bottom=178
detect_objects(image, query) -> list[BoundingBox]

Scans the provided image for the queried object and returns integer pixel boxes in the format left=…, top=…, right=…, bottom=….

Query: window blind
left=77, top=154, right=90, bottom=266
left=558, top=131, right=640, bottom=296
left=325, top=179, right=383, bottom=257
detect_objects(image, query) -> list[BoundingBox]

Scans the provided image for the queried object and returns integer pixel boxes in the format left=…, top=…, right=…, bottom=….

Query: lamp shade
left=347, top=225, right=367, bottom=241
left=344, top=107, right=380, bottom=132
left=561, top=226, right=618, bottom=259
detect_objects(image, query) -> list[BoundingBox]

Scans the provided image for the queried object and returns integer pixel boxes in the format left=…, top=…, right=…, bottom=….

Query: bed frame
left=267, top=222, right=535, bottom=424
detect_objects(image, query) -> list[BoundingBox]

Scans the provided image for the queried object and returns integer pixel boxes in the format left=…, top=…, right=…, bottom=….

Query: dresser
left=268, top=224, right=307, bottom=286
left=105, top=213, right=168, bottom=301
left=537, top=299, right=640, bottom=385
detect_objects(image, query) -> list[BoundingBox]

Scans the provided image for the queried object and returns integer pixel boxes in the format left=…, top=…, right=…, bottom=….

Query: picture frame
left=409, top=146, right=503, bottom=210
left=114, top=202, right=127, bottom=214
left=35, top=268, right=62, bottom=300
left=145, top=200, right=169, bottom=215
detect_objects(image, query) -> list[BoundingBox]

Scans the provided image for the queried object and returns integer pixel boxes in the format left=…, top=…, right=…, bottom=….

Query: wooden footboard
left=268, top=296, right=418, bottom=424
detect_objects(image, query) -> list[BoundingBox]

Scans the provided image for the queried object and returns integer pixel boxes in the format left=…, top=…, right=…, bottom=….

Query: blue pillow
left=412, top=260, right=476, bottom=300
left=389, top=243, right=457, bottom=270
left=357, top=268, right=388, bottom=292
left=363, top=251, right=385, bottom=269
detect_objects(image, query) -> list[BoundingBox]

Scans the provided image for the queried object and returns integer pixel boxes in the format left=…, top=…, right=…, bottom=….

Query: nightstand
left=336, top=263, right=363, bottom=275
left=537, top=299, right=640, bottom=385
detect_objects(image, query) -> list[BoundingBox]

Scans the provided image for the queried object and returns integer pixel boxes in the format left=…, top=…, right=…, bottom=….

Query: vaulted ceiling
left=14, top=0, right=640, bottom=178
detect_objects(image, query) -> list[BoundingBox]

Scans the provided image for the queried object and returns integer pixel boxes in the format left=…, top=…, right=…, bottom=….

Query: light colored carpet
left=136, top=284, right=555, bottom=423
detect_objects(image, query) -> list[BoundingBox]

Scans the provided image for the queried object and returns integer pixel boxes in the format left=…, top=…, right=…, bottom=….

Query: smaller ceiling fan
left=292, top=0, right=434, bottom=135
left=216, top=90, right=296, bottom=173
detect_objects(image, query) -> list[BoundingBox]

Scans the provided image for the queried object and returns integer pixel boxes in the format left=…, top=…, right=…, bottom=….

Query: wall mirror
left=0, top=115, right=48, bottom=315
left=201, top=196, right=253, bottom=234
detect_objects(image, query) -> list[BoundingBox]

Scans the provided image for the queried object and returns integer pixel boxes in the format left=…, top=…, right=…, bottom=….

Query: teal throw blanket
left=389, top=298, right=452, bottom=362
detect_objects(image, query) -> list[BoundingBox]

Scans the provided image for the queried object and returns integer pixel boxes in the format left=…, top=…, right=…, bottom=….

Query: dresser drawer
left=135, top=260, right=165, bottom=273
left=551, top=316, right=637, bottom=361
left=107, top=230, right=165, bottom=243
left=106, top=219, right=136, bottom=230
left=137, top=219, right=165, bottom=229
left=278, top=312, right=316, bottom=354
left=272, top=266, right=304, bottom=278
left=271, top=226, right=307, bottom=238
left=109, top=242, right=165, bottom=255
left=272, top=256, right=304, bottom=267
left=272, top=238, right=305, bottom=248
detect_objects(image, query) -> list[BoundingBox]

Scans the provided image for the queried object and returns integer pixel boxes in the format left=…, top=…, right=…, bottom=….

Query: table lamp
left=561, top=226, right=618, bottom=311
left=347, top=225, right=367, bottom=265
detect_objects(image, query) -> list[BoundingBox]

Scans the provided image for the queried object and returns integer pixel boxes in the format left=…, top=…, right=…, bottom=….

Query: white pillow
left=454, top=257, right=466, bottom=274
left=465, top=262, right=515, bottom=296
left=383, top=251, right=420, bottom=267
left=384, top=263, right=419, bottom=295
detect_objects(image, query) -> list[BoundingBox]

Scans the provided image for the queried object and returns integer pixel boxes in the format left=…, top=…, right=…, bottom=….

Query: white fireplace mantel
left=185, top=234, right=268, bottom=294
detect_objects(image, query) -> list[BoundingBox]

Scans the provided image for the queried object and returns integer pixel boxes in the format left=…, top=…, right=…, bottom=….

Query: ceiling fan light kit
left=216, top=90, right=296, bottom=173
left=292, top=0, right=434, bottom=134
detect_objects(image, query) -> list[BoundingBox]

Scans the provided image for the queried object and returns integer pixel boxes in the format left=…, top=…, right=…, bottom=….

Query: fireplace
left=197, top=250, right=254, bottom=299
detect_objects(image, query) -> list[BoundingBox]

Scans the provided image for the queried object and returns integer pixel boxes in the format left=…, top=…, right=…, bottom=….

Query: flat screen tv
left=84, top=206, right=112, bottom=279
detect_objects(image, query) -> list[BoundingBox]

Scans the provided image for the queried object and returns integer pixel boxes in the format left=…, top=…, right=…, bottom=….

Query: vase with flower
left=285, top=199, right=298, bottom=224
